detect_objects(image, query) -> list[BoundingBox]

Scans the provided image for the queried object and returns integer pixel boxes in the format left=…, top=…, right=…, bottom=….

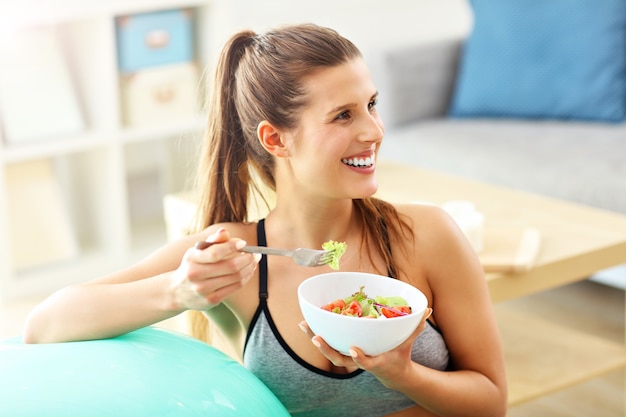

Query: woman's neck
left=265, top=195, right=358, bottom=249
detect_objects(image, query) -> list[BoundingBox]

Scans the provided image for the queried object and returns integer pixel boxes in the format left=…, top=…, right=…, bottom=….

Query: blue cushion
left=449, top=0, right=626, bottom=123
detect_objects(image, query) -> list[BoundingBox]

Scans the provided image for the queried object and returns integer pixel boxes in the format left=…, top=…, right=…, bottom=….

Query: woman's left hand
left=299, top=308, right=432, bottom=381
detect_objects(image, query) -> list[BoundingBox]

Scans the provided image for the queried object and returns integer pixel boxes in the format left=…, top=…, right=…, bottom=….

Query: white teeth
left=342, top=156, right=374, bottom=167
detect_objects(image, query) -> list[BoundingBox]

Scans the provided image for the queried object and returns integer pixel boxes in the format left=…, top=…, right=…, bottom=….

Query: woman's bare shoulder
left=391, top=202, right=478, bottom=277
left=393, top=202, right=457, bottom=236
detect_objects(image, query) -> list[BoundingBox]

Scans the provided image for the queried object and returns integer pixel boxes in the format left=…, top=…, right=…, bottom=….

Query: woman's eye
left=368, top=98, right=378, bottom=111
left=335, top=110, right=351, bottom=121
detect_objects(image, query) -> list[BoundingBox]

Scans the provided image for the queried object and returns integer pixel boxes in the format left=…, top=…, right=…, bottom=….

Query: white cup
left=442, top=200, right=484, bottom=253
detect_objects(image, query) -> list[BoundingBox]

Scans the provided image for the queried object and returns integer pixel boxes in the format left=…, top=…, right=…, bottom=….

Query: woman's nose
left=358, top=112, right=384, bottom=143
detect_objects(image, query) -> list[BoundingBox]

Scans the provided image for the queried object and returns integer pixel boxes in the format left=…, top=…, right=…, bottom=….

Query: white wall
left=203, top=0, right=473, bottom=67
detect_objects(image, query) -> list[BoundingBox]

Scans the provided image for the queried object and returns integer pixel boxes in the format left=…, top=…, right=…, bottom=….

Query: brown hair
left=189, top=24, right=410, bottom=341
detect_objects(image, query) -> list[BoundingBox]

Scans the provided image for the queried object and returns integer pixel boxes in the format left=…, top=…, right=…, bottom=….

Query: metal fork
left=194, top=241, right=334, bottom=267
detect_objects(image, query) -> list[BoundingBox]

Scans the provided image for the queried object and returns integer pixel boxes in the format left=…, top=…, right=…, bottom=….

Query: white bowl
left=298, top=272, right=428, bottom=356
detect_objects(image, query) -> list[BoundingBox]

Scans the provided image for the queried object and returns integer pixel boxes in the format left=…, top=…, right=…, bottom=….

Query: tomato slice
left=321, top=299, right=346, bottom=314
left=381, top=305, right=412, bottom=318
left=341, top=300, right=363, bottom=317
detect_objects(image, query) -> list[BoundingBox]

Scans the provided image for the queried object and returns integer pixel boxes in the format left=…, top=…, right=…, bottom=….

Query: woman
left=24, top=24, right=507, bottom=416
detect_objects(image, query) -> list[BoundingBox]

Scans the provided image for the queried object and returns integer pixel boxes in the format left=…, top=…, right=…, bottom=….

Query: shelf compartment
left=0, top=24, right=86, bottom=145
left=497, top=307, right=626, bottom=406
left=55, top=146, right=130, bottom=256
left=4, top=159, right=79, bottom=271
left=123, top=135, right=198, bottom=251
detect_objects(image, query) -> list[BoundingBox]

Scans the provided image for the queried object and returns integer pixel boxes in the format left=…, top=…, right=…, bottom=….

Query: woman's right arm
left=23, top=227, right=259, bottom=344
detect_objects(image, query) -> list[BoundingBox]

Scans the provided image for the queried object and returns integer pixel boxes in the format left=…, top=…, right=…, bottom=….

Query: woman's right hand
left=170, top=228, right=261, bottom=311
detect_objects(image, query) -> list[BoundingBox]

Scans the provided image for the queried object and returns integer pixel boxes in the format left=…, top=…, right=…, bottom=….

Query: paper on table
left=479, top=227, right=542, bottom=273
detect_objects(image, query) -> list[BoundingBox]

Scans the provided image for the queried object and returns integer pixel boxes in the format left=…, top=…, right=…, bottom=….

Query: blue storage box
left=116, top=9, right=195, bottom=73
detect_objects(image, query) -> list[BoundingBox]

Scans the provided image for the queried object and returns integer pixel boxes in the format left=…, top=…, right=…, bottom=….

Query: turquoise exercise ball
left=0, top=327, right=289, bottom=416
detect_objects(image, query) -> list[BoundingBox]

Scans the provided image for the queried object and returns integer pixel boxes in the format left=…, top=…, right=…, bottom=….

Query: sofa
left=367, top=1, right=626, bottom=288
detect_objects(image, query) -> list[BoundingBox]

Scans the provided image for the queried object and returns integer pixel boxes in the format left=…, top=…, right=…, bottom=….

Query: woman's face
left=281, top=57, right=384, bottom=201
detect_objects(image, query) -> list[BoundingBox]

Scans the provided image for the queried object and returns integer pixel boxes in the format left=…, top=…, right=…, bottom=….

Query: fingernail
left=235, top=240, right=247, bottom=250
left=298, top=322, right=307, bottom=333
left=253, top=253, right=262, bottom=263
left=349, top=349, right=358, bottom=358
left=208, top=228, right=226, bottom=242
left=311, top=338, right=321, bottom=348
left=425, top=308, right=433, bottom=319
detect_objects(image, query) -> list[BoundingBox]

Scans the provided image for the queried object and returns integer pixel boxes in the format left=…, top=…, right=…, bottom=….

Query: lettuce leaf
left=322, top=240, right=347, bottom=270
left=374, top=295, right=409, bottom=307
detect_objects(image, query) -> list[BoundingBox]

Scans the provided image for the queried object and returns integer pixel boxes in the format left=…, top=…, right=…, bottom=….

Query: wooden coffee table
left=375, top=161, right=626, bottom=407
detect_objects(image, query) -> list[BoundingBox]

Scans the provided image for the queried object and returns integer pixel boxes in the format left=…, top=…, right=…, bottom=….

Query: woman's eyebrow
left=327, top=102, right=357, bottom=115
left=326, top=92, right=379, bottom=115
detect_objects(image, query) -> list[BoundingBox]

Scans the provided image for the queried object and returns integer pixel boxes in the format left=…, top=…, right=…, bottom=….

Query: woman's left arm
left=352, top=205, right=508, bottom=417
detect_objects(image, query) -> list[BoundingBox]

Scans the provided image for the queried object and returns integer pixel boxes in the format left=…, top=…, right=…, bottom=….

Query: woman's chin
left=349, top=182, right=378, bottom=200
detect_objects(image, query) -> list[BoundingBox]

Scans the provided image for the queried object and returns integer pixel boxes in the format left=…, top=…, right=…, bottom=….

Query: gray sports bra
left=243, top=220, right=450, bottom=417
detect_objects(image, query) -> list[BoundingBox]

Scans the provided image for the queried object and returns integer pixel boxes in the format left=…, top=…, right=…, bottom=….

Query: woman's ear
left=257, top=120, right=289, bottom=157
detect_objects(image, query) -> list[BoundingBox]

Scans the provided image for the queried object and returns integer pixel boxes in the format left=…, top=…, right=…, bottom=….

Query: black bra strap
left=256, top=219, right=269, bottom=301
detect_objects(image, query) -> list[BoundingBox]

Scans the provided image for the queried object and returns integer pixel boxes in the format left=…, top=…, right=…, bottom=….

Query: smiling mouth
left=342, top=155, right=375, bottom=168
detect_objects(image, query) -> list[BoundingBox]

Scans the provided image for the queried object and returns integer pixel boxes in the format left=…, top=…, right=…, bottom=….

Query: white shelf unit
left=0, top=1, right=213, bottom=301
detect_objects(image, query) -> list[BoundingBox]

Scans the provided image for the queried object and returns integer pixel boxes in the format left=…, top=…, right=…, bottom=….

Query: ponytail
left=193, top=31, right=256, bottom=231
left=189, top=32, right=257, bottom=343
